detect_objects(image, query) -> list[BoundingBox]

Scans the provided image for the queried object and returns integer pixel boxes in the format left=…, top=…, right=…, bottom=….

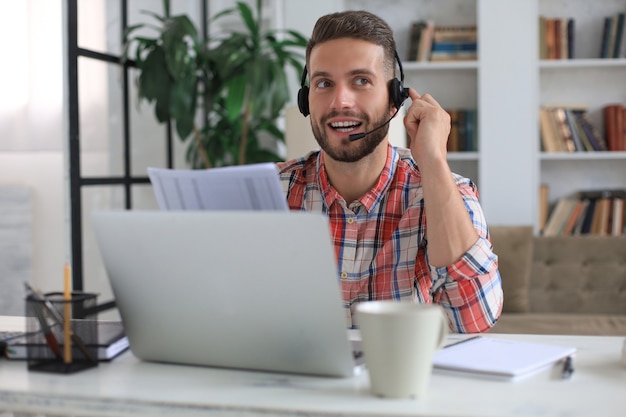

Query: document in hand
left=433, top=336, right=576, bottom=381
left=147, top=163, right=288, bottom=211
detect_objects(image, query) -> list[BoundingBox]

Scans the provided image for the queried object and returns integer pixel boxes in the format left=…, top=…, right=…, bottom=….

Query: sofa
left=487, top=226, right=626, bottom=335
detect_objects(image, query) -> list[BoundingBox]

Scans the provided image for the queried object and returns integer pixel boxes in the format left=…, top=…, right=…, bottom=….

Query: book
left=575, top=110, right=608, bottom=151
left=543, top=197, right=577, bottom=236
left=539, top=107, right=562, bottom=152
left=6, top=321, right=129, bottom=361
left=407, top=21, right=426, bottom=61
left=613, top=13, right=625, bottom=58
left=417, top=20, right=434, bottom=62
left=552, top=107, right=575, bottom=152
left=566, top=17, right=575, bottom=59
left=600, top=16, right=613, bottom=58
left=538, top=184, right=550, bottom=233
left=612, top=196, right=625, bottom=236
left=603, top=103, right=625, bottom=151
left=433, top=336, right=576, bottom=381
left=561, top=199, right=587, bottom=235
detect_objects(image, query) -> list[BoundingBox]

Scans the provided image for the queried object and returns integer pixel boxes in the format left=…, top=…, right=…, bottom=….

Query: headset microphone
left=348, top=105, right=403, bottom=142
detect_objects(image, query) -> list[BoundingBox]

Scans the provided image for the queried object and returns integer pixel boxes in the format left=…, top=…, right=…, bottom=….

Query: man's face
left=307, top=38, right=393, bottom=163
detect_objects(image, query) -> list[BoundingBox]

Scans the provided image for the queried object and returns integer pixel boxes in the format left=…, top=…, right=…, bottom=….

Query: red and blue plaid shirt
left=276, top=144, right=503, bottom=333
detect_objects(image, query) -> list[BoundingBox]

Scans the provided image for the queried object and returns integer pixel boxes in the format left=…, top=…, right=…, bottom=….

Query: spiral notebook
left=433, top=336, right=576, bottom=381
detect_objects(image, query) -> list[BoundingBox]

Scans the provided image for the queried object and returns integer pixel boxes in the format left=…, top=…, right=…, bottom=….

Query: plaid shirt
left=276, top=144, right=503, bottom=333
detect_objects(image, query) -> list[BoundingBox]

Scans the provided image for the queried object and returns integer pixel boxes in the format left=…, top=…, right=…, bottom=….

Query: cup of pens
left=24, top=289, right=99, bottom=373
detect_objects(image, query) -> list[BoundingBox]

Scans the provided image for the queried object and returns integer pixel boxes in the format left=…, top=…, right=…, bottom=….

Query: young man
left=276, top=11, right=502, bottom=333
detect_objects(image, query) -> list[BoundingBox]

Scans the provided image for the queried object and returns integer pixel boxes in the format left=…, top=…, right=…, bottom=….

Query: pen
left=444, top=335, right=481, bottom=349
left=561, top=356, right=574, bottom=379
left=24, top=282, right=97, bottom=363
left=33, top=303, right=62, bottom=359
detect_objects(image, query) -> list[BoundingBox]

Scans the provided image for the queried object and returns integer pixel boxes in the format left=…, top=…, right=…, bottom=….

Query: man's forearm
left=420, top=158, right=479, bottom=267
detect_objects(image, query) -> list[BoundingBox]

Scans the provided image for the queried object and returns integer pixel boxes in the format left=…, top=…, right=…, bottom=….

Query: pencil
left=63, top=262, right=72, bottom=364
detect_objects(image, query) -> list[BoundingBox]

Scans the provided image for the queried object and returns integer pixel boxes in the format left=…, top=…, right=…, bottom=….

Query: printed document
left=147, top=163, right=288, bottom=211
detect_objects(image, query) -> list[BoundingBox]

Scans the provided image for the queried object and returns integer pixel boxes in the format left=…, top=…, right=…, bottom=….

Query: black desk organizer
left=25, top=292, right=99, bottom=374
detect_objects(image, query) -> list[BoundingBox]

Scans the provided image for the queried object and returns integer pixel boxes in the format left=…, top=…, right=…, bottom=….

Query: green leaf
left=137, top=47, right=172, bottom=123
left=223, top=74, right=247, bottom=122
left=236, top=2, right=257, bottom=36
left=170, top=69, right=198, bottom=139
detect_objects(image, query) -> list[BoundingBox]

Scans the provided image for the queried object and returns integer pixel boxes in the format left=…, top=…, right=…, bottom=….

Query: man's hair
left=306, top=10, right=397, bottom=78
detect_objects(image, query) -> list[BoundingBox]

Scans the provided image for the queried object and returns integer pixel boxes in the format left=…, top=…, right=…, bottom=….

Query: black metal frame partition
left=66, top=0, right=208, bottom=306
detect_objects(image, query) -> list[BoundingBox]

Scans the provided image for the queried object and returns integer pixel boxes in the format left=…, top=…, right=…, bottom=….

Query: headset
left=297, top=49, right=410, bottom=119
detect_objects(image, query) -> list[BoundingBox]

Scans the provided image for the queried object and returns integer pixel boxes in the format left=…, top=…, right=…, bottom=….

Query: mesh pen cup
left=25, top=292, right=99, bottom=374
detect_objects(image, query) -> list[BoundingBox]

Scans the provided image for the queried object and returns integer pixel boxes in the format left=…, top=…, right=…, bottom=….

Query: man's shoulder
left=276, top=151, right=320, bottom=177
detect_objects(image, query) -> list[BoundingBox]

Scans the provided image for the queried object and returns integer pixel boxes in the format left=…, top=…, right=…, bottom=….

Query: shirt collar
left=316, top=143, right=399, bottom=212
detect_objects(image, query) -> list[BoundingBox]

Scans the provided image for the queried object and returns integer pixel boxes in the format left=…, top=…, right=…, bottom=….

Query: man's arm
left=403, top=89, right=502, bottom=332
left=403, top=88, right=478, bottom=266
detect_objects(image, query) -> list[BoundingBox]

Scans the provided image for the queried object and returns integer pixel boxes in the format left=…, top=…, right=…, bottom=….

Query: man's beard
left=311, top=110, right=390, bottom=163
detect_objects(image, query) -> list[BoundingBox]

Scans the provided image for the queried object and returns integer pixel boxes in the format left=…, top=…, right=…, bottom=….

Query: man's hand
left=403, top=88, right=451, bottom=168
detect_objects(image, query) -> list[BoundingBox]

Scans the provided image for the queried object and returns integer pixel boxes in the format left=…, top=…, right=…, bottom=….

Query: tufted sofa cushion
left=529, top=235, right=626, bottom=314
left=489, top=226, right=534, bottom=313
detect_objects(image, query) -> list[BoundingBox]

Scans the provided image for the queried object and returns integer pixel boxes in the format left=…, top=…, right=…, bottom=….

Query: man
left=276, top=10, right=502, bottom=333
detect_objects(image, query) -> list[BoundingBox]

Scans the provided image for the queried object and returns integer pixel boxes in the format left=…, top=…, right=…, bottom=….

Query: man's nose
left=330, top=84, right=355, bottom=110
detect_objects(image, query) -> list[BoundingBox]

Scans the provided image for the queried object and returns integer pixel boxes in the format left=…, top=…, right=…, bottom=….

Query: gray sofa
left=487, top=226, right=626, bottom=335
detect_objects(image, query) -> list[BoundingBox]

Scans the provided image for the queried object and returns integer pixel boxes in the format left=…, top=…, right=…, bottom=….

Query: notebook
left=433, top=336, right=576, bottom=381
left=5, top=320, right=129, bottom=362
left=90, top=210, right=359, bottom=377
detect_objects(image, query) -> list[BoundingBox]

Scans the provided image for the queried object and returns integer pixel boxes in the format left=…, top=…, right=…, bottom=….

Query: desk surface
left=1, top=316, right=626, bottom=417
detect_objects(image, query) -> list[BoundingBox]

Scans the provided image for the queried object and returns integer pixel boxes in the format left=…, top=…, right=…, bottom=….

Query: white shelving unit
left=538, top=0, right=626, bottom=213
left=279, top=0, right=625, bottom=229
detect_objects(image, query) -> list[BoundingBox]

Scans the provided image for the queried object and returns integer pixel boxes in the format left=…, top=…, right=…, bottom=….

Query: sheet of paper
left=433, top=336, right=576, bottom=381
left=147, top=163, right=288, bottom=211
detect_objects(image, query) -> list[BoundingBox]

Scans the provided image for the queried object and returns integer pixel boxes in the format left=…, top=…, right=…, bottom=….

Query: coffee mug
left=355, top=301, right=448, bottom=399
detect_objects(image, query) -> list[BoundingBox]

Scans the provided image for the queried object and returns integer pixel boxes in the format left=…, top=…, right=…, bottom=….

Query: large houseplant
left=124, top=0, right=307, bottom=168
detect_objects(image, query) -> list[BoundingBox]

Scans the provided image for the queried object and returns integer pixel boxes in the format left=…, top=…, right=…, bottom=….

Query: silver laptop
left=90, top=210, right=358, bottom=377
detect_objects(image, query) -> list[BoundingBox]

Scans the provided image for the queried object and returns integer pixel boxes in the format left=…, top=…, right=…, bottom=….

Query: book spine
left=613, top=13, right=625, bottom=58
left=600, top=16, right=612, bottom=58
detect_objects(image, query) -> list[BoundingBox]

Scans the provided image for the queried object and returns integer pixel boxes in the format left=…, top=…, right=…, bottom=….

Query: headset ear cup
left=297, top=86, right=310, bottom=117
left=389, top=78, right=406, bottom=109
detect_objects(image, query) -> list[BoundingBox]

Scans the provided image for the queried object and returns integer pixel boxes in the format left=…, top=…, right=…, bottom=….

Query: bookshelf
left=281, top=0, right=625, bottom=230
left=538, top=0, right=626, bottom=235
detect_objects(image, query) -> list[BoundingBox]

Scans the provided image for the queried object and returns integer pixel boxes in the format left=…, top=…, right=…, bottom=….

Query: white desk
left=1, top=315, right=625, bottom=417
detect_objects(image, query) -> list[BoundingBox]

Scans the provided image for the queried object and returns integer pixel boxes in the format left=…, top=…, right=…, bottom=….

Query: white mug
left=355, top=301, right=448, bottom=399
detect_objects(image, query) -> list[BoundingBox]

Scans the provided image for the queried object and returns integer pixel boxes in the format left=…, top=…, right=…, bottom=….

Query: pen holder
left=25, top=292, right=99, bottom=374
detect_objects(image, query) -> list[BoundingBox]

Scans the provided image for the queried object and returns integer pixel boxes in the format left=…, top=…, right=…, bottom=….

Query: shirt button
left=340, top=271, right=348, bottom=279
left=347, top=217, right=355, bottom=224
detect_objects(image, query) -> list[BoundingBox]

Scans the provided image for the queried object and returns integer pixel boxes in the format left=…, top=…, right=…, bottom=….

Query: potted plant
left=124, top=0, right=307, bottom=168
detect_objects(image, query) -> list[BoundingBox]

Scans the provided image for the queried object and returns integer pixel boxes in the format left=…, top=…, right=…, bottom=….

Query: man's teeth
left=330, top=121, right=361, bottom=132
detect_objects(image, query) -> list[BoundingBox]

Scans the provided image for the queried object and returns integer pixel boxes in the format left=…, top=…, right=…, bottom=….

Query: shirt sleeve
left=428, top=177, right=504, bottom=334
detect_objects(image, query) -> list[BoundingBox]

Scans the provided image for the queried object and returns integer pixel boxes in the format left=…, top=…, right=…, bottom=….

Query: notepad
left=433, top=336, right=576, bottom=381
left=5, top=321, right=129, bottom=362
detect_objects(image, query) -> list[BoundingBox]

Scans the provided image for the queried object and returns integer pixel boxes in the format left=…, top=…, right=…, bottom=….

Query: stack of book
left=430, top=25, right=477, bottom=62
left=406, top=22, right=477, bottom=62
left=542, top=189, right=626, bottom=236
left=446, top=108, right=478, bottom=152
left=539, top=106, right=607, bottom=152
left=600, top=12, right=625, bottom=59
left=407, top=20, right=434, bottom=62
left=539, top=16, right=575, bottom=60
left=603, top=103, right=626, bottom=151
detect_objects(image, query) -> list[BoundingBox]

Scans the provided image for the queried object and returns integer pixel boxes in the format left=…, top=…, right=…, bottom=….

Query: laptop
left=90, top=210, right=360, bottom=377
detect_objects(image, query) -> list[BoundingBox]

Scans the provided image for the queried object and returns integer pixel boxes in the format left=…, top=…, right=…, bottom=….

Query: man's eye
left=355, top=78, right=370, bottom=86
left=315, top=80, right=331, bottom=88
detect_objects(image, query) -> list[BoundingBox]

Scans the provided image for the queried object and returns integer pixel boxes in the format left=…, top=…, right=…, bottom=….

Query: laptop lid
left=90, top=210, right=356, bottom=377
